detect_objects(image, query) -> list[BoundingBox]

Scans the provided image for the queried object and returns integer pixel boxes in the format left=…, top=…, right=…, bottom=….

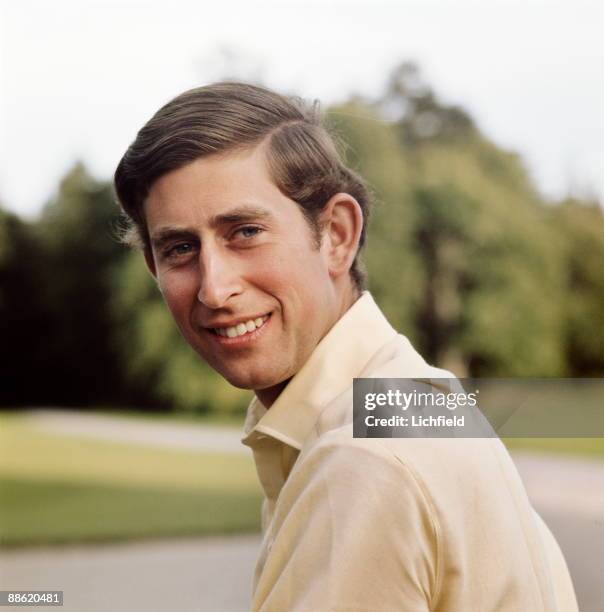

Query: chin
left=220, top=368, right=277, bottom=391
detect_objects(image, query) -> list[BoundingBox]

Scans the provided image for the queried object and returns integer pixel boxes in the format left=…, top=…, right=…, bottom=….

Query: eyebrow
left=150, top=205, right=274, bottom=250
left=210, top=205, right=273, bottom=227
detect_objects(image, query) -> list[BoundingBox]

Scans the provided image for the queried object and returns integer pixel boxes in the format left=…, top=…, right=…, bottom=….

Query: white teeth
left=214, top=315, right=269, bottom=338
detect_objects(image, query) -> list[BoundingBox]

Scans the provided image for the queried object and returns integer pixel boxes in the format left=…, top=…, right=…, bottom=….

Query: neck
left=255, top=282, right=362, bottom=409
left=255, top=379, right=290, bottom=409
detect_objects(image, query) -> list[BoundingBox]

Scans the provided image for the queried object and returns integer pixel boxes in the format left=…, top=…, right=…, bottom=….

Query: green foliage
left=2, top=62, right=603, bottom=414
left=410, top=143, right=565, bottom=376
left=30, top=163, right=129, bottom=404
left=0, top=208, right=55, bottom=403
left=550, top=200, right=604, bottom=375
left=328, top=102, right=422, bottom=339
left=329, top=63, right=585, bottom=376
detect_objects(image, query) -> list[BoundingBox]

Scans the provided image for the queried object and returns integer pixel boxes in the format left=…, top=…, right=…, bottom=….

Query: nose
left=196, top=244, right=243, bottom=309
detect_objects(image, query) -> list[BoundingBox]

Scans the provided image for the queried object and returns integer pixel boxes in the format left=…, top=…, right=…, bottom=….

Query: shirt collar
left=241, top=291, right=398, bottom=450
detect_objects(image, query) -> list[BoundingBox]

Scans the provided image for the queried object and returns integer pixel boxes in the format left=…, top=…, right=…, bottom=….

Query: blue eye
left=235, top=226, right=263, bottom=239
left=165, top=243, right=194, bottom=258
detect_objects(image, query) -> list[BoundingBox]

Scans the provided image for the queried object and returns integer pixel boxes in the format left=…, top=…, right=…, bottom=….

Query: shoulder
left=296, top=425, right=440, bottom=522
left=283, top=427, right=442, bottom=564
left=303, top=329, right=524, bottom=521
left=360, top=333, right=455, bottom=380
left=308, top=386, right=522, bottom=527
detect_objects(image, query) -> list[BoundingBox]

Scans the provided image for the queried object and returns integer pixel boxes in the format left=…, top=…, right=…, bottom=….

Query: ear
left=319, top=193, right=363, bottom=280
left=143, top=247, right=157, bottom=278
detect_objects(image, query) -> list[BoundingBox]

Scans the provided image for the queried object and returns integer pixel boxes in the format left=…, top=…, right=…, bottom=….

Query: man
left=115, top=82, right=578, bottom=611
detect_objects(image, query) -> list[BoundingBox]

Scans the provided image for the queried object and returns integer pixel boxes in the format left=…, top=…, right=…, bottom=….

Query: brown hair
left=114, top=82, right=372, bottom=291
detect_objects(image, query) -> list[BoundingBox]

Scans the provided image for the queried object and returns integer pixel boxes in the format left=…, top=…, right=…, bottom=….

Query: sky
left=1, top=0, right=603, bottom=218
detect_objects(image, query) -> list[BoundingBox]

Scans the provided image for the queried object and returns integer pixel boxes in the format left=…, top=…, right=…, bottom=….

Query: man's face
left=144, top=145, right=341, bottom=400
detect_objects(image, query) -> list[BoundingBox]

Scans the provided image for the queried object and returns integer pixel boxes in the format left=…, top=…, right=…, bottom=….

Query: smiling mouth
left=210, top=313, right=271, bottom=338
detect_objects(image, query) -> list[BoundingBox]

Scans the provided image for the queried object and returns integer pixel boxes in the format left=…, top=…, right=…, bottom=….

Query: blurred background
left=1, top=0, right=603, bottom=610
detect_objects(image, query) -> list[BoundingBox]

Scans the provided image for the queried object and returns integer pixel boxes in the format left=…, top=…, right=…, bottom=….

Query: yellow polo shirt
left=241, top=292, right=578, bottom=611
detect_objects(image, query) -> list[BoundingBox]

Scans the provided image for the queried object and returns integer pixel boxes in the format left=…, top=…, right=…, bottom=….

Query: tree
left=34, top=162, right=129, bottom=405
left=331, top=63, right=567, bottom=376
left=0, top=207, right=53, bottom=405
left=327, top=101, right=422, bottom=342
left=551, top=199, right=604, bottom=375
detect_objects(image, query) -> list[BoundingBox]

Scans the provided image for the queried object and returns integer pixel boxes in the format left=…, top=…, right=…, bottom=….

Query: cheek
left=247, top=250, right=291, bottom=291
left=257, top=253, right=328, bottom=320
left=256, top=240, right=325, bottom=284
left=158, top=271, right=198, bottom=317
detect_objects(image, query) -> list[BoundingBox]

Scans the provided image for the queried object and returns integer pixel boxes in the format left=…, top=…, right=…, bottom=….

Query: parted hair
left=114, top=82, right=372, bottom=291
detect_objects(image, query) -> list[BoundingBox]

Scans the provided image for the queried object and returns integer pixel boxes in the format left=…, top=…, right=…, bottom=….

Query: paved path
left=513, top=452, right=604, bottom=523
left=21, top=409, right=248, bottom=454
left=514, top=453, right=604, bottom=612
left=2, top=410, right=602, bottom=611
left=0, top=535, right=261, bottom=612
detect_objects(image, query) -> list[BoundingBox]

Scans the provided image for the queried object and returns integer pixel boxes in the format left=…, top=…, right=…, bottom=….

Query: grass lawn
left=90, top=405, right=248, bottom=428
left=1, top=410, right=602, bottom=549
left=503, top=437, right=604, bottom=458
left=0, top=414, right=262, bottom=548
